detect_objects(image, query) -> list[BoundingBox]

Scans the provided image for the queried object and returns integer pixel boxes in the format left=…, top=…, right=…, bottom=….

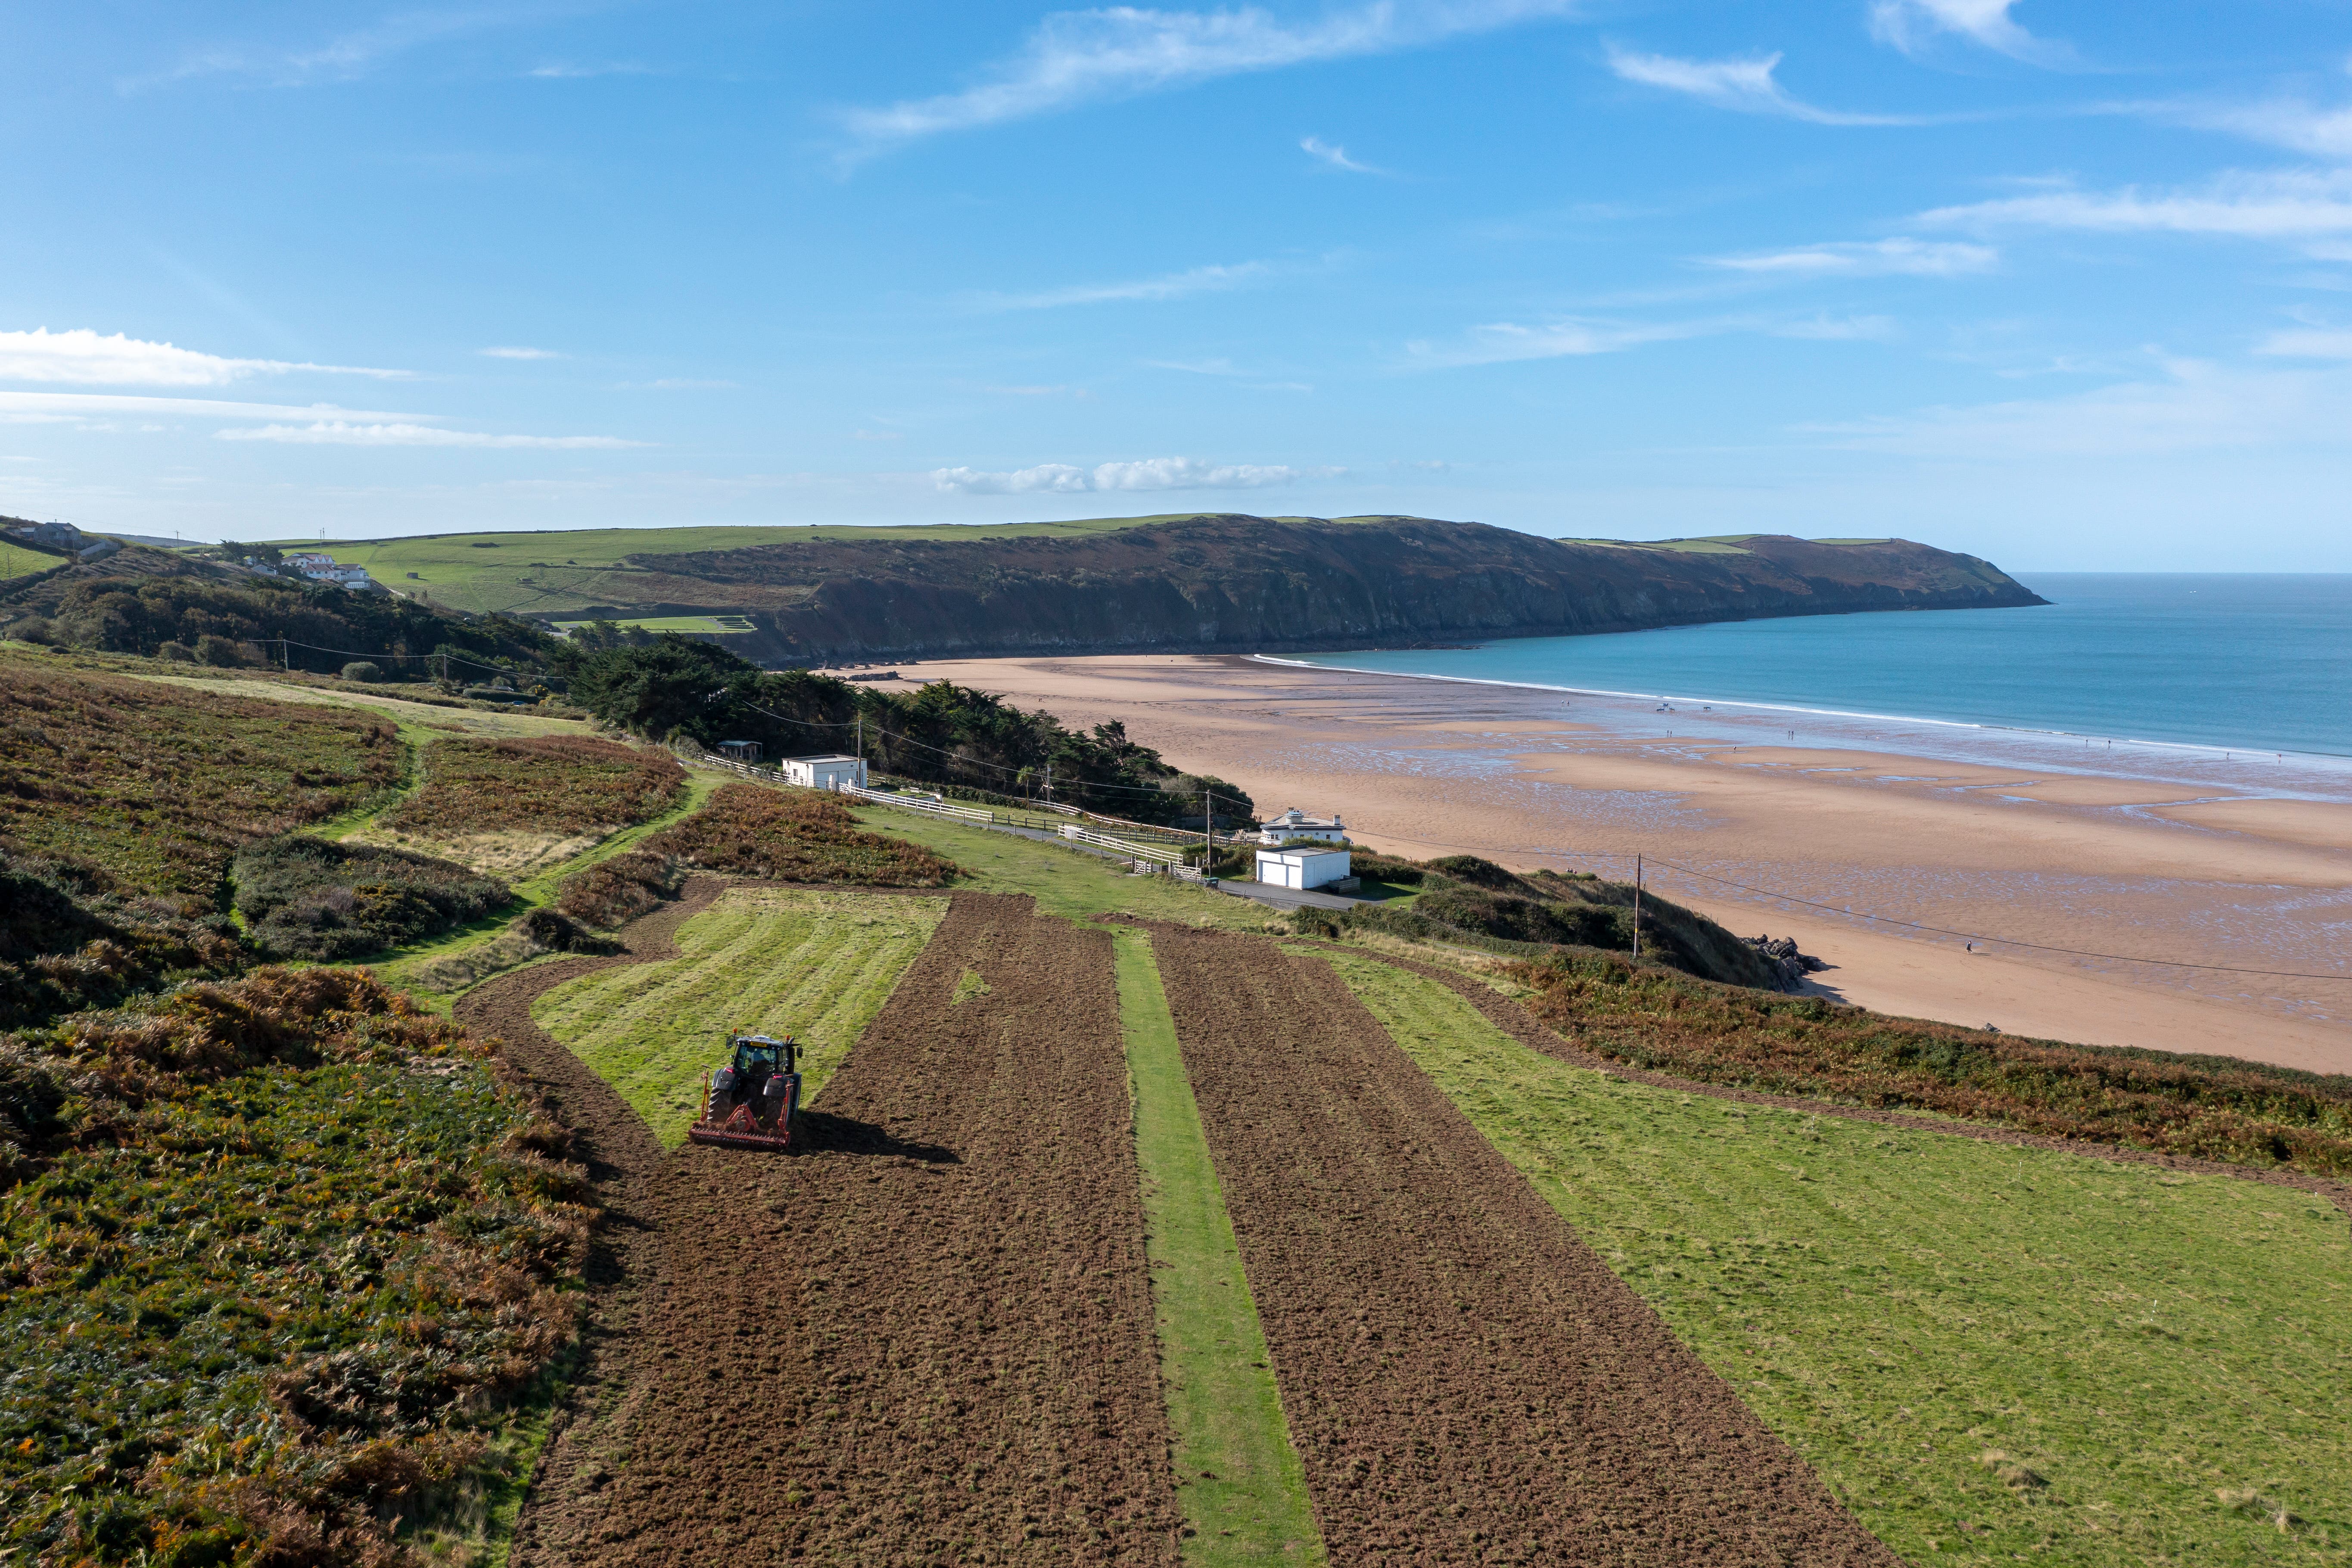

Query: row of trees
left=14, top=574, right=551, bottom=681
left=552, top=635, right=1257, bottom=827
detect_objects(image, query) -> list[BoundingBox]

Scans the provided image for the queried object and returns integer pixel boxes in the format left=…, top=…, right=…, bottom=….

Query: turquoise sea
left=1289, top=574, right=2352, bottom=760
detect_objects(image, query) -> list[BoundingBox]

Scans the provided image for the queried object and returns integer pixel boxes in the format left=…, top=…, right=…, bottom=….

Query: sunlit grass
left=532, top=887, right=947, bottom=1145
left=1311, top=948, right=2352, bottom=1566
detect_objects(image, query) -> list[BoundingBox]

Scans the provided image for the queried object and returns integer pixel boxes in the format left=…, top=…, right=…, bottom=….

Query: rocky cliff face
left=604, top=515, right=2044, bottom=664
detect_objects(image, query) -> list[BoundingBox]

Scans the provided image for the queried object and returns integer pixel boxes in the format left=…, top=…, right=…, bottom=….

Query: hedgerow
left=0, top=967, right=592, bottom=1564
left=232, top=837, right=512, bottom=962
left=633, top=783, right=957, bottom=887
left=383, top=735, right=686, bottom=840
left=1509, top=951, right=2352, bottom=1178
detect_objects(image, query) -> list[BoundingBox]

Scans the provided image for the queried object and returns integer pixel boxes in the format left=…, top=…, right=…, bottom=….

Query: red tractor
left=688, top=1032, right=803, bottom=1151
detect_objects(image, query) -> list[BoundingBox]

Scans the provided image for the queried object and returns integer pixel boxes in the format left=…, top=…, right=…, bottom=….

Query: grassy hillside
left=0, top=649, right=402, bottom=899
left=301, top=516, right=1195, bottom=618
left=1320, top=949, right=2350, bottom=1565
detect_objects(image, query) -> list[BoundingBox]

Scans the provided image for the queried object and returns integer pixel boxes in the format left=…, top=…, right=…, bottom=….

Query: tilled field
left=1150, top=926, right=1897, bottom=1566
left=482, top=889, right=1178, bottom=1567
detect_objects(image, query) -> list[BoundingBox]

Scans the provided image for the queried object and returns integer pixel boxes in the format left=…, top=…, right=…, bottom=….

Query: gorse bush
left=552, top=848, right=684, bottom=929
left=340, top=660, right=383, bottom=682
left=1298, top=851, right=1783, bottom=989
left=1508, top=951, right=2352, bottom=1178
left=0, top=656, right=401, bottom=898
left=233, top=836, right=511, bottom=961
left=0, top=846, right=246, bottom=1035
left=635, top=782, right=958, bottom=887
left=384, top=735, right=687, bottom=840
left=0, top=967, right=592, bottom=1564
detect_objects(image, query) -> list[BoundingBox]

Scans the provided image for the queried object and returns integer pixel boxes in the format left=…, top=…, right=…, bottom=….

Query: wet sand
left=883, top=654, right=2352, bottom=1075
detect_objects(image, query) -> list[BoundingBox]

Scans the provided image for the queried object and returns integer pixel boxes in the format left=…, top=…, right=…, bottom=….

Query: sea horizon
left=1282, top=572, right=2352, bottom=770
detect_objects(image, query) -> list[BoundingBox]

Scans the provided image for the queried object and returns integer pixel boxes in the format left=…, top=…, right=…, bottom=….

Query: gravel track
left=1150, top=925, right=1898, bottom=1567
left=470, top=887, right=1179, bottom=1567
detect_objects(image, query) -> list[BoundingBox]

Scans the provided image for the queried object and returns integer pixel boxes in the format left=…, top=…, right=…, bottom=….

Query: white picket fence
left=1058, top=823, right=1185, bottom=865
left=834, top=780, right=996, bottom=824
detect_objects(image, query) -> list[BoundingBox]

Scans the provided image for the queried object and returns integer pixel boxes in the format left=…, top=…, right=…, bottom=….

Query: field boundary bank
left=452, top=873, right=726, bottom=1561
left=1294, top=939, right=2352, bottom=1220
left=1147, top=923, right=1898, bottom=1564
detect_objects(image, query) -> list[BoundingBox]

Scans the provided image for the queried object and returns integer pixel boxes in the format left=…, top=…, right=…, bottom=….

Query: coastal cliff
left=588, top=514, right=2044, bottom=664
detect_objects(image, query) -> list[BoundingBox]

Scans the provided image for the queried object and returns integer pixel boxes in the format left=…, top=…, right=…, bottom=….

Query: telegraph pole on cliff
left=1632, top=853, right=1643, bottom=960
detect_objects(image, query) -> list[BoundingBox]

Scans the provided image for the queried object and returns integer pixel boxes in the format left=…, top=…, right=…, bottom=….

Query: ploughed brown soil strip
left=1150, top=926, right=1896, bottom=1566
left=476, top=888, right=1177, bottom=1568
left=1330, top=942, right=2352, bottom=1220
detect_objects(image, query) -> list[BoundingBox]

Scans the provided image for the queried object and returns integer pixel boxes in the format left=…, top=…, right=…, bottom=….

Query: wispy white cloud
left=2257, top=326, right=2352, bottom=358
left=218, top=420, right=645, bottom=448
left=1806, top=357, right=2352, bottom=458
left=1411, top=311, right=1898, bottom=366
left=1867, top=0, right=2069, bottom=66
left=480, top=345, right=563, bottom=360
left=528, top=61, right=658, bottom=80
left=2178, top=96, right=2352, bottom=162
left=1605, top=45, right=1922, bottom=126
left=1703, top=237, right=1998, bottom=277
left=0, top=391, right=423, bottom=422
left=980, top=261, right=1272, bottom=310
left=121, top=10, right=518, bottom=92
left=1919, top=168, right=2352, bottom=249
left=1302, top=135, right=1382, bottom=173
left=932, top=455, right=1334, bottom=494
left=840, top=1, right=1576, bottom=156
left=0, top=328, right=405, bottom=386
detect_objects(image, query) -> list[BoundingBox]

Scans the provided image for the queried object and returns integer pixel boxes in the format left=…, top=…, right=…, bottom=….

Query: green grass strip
left=1112, top=926, right=1325, bottom=1564
left=839, top=806, right=1279, bottom=931
left=1307, top=946, right=2352, bottom=1566
left=533, top=887, right=946, bottom=1145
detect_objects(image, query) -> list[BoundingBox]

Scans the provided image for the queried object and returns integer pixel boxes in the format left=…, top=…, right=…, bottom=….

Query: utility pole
left=1632, top=853, right=1643, bottom=960
left=1203, top=788, right=1212, bottom=872
left=1044, top=761, right=1052, bottom=805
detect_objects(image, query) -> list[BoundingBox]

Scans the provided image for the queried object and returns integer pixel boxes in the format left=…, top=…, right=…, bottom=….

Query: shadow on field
left=792, top=1107, right=962, bottom=1164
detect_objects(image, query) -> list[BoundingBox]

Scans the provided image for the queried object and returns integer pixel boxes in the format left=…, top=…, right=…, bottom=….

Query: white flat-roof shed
left=780, top=753, right=867, bottom=790
left=1255, top=846, right=1352, bottom=890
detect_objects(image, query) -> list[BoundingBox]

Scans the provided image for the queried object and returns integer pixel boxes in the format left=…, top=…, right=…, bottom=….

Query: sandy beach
left=880, top=653, right=2352, bottom=1075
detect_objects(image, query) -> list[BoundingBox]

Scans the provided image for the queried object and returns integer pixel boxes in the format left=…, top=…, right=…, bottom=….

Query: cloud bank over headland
left=933, top=457, right=1339, bottom=494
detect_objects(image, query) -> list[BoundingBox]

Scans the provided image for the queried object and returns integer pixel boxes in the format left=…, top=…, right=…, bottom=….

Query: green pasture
left=1310, top=948, right=2352, bottom=1567
left=532, top=887, right=946, bottom=1144
left=840, top=806, right=1279, bottom=931
left=289, top=516, right=1208, bottom=617
left=552, top=614, right=758, bottom=635
left=1113, top=927, right=1324, bottom=1564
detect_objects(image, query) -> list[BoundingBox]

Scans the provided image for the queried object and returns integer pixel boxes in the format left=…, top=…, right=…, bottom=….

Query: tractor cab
left=689, top=1031, right=804, bottom=1152
left=730, top=1034, right=797, bottom=1080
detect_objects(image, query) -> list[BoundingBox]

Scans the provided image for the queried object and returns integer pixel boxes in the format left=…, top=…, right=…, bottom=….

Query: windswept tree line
left=5, top=569, right=549, bottom=680
left=554, top=635, right=1257, bottom=828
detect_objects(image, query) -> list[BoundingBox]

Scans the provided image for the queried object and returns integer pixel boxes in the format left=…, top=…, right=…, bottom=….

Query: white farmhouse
left=781, top=753, right=868, bottom=790
left=1254, top=845, right=1354, bottom=891
left=1257, top=807, right=1347, bottom=845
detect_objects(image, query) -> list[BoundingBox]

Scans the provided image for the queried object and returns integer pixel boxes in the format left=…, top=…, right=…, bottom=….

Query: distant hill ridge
left=305, top=513, right=2044, bottom=664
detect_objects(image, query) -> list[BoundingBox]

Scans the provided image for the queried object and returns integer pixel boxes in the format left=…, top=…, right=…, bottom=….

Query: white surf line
left=1247, top=656, right=2347, bottom=767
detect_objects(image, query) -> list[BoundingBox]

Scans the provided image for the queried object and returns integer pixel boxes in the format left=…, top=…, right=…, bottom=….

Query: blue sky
left=6, top=1, right=2352, bottom=569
